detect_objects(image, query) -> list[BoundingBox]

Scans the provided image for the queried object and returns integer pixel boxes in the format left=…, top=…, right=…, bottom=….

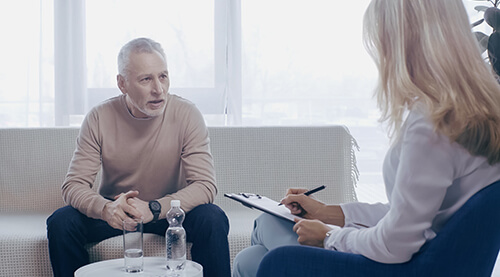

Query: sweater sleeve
left=325, top=113, right=455, bottom=263
left=157, top=103, right=217, bottom=217
left=61, top=110, right=111, bottom=219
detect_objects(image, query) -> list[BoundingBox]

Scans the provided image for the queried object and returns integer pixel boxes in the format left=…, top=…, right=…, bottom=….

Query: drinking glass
left=123, top=217, right=144, bottom=273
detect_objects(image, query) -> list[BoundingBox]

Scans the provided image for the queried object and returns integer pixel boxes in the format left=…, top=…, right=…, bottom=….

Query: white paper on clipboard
left=224, top=193, right=302, bottom=222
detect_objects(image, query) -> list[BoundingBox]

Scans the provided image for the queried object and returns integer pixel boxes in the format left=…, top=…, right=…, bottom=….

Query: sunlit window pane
left=86, top=0, right=215, bottom=89
left=240, top=0, right=388, bottom=203
left=241, top=0, right=378, bottom=126
left=0, top=0, right=54, bottom=127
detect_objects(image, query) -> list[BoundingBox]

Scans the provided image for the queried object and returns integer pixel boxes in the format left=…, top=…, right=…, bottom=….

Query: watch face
left=150, top=201, right=161, bottom=211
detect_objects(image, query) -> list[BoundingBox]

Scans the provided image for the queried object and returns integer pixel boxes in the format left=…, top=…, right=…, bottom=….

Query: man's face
left=117, top=51, right=170, bottom=118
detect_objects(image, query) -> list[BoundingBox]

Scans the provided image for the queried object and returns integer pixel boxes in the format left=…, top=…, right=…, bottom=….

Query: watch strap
left=148, top=200, right=161, bottom=223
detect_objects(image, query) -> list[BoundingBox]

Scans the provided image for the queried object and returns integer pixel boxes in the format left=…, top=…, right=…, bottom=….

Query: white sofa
left=0, top=126, right=358, bottom=276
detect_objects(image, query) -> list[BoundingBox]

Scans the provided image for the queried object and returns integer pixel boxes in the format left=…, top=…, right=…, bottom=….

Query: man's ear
left=117, top=74, right=126, bottom=94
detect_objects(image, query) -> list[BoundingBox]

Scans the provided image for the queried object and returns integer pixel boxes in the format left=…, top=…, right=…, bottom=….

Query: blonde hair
left=363, top=0, right=500, bottom=164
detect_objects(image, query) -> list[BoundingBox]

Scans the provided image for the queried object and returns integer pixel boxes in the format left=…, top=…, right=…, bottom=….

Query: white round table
left=75, top=257, right=203, bottom=277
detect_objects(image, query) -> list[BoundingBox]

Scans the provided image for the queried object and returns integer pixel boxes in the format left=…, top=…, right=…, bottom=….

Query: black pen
left=278, top=185, right=326, bottom=206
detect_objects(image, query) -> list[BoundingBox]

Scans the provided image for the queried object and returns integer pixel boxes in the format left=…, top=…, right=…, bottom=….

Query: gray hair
left=117, top=37, right=167, bottom=78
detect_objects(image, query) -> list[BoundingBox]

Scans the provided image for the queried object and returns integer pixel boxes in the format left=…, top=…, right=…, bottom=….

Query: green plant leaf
left=472, top=18, right=485, bottom=27
left=485, top=7, right=500, bottom=29
left=475, top=5, right=490, bottom=12
left=488, top=31, right=500, bottom=75
left=475, top=31, right=489, bottom=53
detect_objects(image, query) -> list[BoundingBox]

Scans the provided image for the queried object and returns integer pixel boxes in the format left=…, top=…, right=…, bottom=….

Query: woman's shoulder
left=403, top=108, right=434, bottom=135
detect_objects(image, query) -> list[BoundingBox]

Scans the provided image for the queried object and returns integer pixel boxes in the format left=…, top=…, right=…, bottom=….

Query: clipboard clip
left=239, top=193, right=262, bottom=199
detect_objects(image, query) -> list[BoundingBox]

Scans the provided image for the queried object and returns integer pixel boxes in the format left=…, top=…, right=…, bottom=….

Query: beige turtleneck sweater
left=61, top=93, right=217, bottom=220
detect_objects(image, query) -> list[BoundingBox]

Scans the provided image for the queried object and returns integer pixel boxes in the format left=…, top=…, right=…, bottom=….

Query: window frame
left=53, top=0, right=241, bottom=126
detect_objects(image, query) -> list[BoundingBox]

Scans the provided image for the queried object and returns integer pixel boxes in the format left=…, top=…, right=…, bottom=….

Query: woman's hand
left=293, top=218, right=332, bottom=247
left=280, top=188, right=346, bottom=226
left=280, top=188, right=326, bottom=219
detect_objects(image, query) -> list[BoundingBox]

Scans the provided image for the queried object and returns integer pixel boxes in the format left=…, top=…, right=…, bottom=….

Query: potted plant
left=472, top=0, right=500, bottom=77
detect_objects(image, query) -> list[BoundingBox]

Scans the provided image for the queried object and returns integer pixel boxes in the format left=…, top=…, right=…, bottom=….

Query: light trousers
left=232, top=213, right=300, bottom=277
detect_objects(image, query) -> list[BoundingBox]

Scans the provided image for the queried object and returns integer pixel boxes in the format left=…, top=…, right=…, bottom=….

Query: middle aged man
left=46, top=37, right=231, bottom=277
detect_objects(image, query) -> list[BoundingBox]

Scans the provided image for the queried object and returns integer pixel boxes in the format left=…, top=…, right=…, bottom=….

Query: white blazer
left=325, top=109, right=500, bottom=263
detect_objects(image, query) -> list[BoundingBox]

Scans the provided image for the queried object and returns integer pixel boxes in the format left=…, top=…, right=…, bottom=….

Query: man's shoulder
left=82, top=95, right=124, bottom=128
left=86, top=95, right=124, bottom=118
left=168, top=93, right=196, bottom=107
left=167, top=94, right=202, bottom=115
left=166, top=94, right=205, bottom=127
left=93, top=95, right=123, bottom=111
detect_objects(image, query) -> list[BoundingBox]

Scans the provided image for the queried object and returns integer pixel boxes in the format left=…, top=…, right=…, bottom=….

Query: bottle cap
left=171, top=200, right=181, bottom=207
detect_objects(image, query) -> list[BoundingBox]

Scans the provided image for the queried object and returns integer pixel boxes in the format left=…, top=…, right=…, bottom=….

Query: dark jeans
left=47, top=203, right=231, bottom=277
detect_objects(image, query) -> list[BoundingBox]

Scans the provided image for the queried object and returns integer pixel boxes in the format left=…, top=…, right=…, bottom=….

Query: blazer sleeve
left=340, top=201, right=390, bottom=228
left=325, top=113, right=455, bottom=263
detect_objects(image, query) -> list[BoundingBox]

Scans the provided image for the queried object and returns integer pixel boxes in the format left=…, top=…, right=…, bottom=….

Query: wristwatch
left=325, top=229, right=338, bottom=251
left=148, top=200, right=161, bottom=223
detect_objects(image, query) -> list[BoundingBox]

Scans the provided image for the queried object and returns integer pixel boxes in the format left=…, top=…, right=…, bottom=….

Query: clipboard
left=224, top=193, right=302, bottom=222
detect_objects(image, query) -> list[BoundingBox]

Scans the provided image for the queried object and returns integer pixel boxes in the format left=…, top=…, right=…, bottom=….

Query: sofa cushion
left=0, top=126, right=359, bottom=276
left=0, top=214, right=53, bottom=277
left=0, top=209, right=260, bottom=276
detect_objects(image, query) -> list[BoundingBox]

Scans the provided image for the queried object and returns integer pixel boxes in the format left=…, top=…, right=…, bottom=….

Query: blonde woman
left=233, top=0, right=500, bottom=276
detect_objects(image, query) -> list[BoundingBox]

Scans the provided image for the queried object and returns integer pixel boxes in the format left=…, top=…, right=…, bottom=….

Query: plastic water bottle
left=166, top=200, right=186, bottom=275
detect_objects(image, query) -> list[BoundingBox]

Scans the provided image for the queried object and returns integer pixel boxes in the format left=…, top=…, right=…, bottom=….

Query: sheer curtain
left=0, top=0, right=54, bottom=127
left=0, top=0, right=390, bottom=203
left=240, top=0, right=388, bottom=203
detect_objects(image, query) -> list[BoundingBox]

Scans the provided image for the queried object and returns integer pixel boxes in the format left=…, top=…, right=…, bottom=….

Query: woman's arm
left=325, top=112, right=456, bottom=263
left=280, top=189, right=345, bottom=226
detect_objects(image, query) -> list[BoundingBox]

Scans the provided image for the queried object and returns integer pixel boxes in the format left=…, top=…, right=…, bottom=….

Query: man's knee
left=188, top=204, right=229, bottom=235
left=47, top=206, right=83, bottom=237
left=192, top=204, right=228, bottom=223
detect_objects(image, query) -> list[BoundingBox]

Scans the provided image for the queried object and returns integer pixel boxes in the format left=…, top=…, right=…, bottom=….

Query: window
left=85, top=0, right=228, bottom=117
left=0, top=0, right=54, bottom=127
left=240, top=0, right=388, bottom=203
left=0, top=0, right=396, bottom=203
left=70, top=0, right=229, bottom=125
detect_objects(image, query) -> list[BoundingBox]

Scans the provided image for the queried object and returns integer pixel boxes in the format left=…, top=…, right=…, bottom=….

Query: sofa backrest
left=0, top=128, right=80, bottom=214
left=0, top=126, right=358, bottom=214
left=209, top=126, right=358, bottom=211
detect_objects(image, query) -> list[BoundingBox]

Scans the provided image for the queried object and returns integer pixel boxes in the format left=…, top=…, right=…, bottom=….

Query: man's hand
left=102, top=190, right=143, bottom=229
left=293, top=218, right=331, bottom=247
left=127, top=197, right=155, bottom=224
left=280, top=188, right=326, bottom=219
